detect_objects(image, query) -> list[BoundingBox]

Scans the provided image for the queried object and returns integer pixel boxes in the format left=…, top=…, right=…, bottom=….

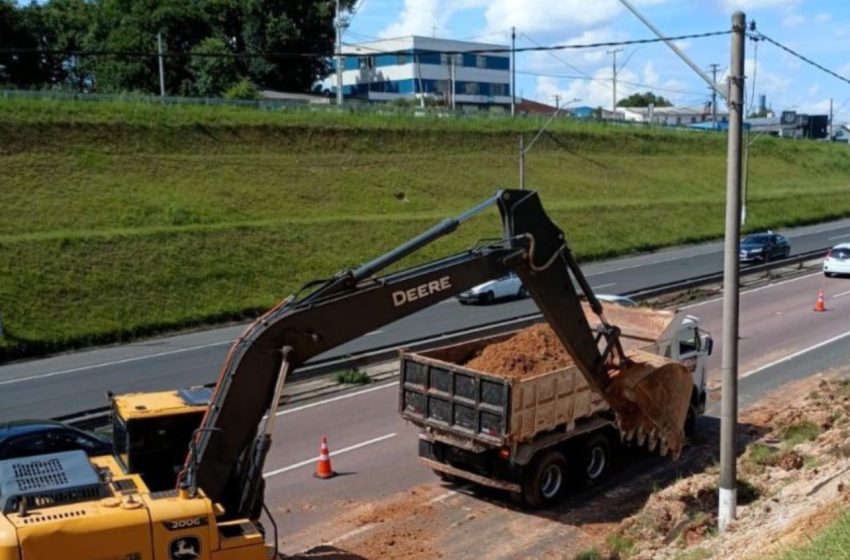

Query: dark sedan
left=739, top=232, right=790, bottom=263
left=0, top=420, right=111, bottom=460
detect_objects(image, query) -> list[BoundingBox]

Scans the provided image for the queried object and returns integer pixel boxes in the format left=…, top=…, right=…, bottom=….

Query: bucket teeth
left=647, top=432, right=658, bottom=452
left=660, top=440, right=669, bottom=457
left=636, top=428, right=646, bottom=446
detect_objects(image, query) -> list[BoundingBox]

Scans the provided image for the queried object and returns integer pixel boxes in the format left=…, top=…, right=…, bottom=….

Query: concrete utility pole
left=449, top=55, right=456, bottom=111
left=335, top=0, right=347, bottom=108
left=552, top=94, right=561, bottom=110
left=519, top=136, right=525, bottom=189
left=607, top=48, right=623, bottom=113
left=157, top=32, right=165, bottom=97
left=511, top=26, right=517, bottom=117
left=719, top=11, right=746, bottom=534
left=709, top=63, right=720, bottom=129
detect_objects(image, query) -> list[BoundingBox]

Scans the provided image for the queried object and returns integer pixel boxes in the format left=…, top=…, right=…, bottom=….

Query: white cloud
left=782, top=11, right=805, bottom=28
left=483, top=0, right=622, bottom=35
left=718, top=0, right=799, bottom=11
left=378, top=0, right=441, bottom=37
left=815, top=12, right=832, bottom=24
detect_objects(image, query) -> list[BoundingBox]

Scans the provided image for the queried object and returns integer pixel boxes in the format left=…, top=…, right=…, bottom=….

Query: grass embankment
left=2, top=98, right=850, bottom=360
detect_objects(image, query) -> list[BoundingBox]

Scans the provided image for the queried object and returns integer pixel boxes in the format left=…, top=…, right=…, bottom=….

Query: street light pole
left=607, top=48, right=623, bottom=114
left=511, top=26, right=517, bottom=117
left=519, top=98, right=580, bottom=189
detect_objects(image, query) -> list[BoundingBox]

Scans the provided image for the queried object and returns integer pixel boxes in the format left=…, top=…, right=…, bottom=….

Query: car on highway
left=824, top=243, right=850, bottom=277
left=0, top=420, right=111, bottom=460
left=739, top=232, right=791, bottom=263
left=597, top=294, right=638, bottom=307
left=456, top=273, right=528, bottom=304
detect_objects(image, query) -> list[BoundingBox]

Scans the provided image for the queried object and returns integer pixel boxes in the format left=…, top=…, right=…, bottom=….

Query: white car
left=824, top=243, right=850, bottom=277
left=456, top=273, right=528, bottom=304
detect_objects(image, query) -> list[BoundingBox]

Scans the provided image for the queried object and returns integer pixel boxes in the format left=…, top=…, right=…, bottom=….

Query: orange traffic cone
left=814, top=290, right=826, bottom=312
left=314, top=436, right=336, bottom=479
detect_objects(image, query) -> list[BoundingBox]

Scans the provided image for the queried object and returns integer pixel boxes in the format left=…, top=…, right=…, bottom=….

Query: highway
left=1, top=216, right=849, bottom=420
left=260, top=269, right=850, bottom=557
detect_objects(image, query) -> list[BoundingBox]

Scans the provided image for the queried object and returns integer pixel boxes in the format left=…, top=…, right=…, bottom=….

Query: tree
left=616, top=91, right=673, bottom=108
left=188, top=37, right=238, bottom=96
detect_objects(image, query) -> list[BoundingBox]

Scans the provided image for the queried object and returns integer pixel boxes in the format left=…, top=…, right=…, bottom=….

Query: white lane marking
left=742, top=329, right=850, bottom=379
left=276, top=382, right=396, bottom=417
left=591, top=282, right=616, bottom=290
left=833, top=289, right=850, bottom=299
left=680, top=271, right=822, bottom=310
left=0, top=340, right=231, bottom=386
left=365, top=329, right=384, bottom=336
left=326, top=523, right=379, bottom=546
left=263, top=432, right=397, bottom=478
left=829, top=233, right=850, bottom=240
left=428, top=484, right=473, bottom=504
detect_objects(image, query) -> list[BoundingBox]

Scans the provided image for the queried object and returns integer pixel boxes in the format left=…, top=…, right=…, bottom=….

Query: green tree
left=188, top=37, right=238, bottom=96
left=616, top=91, right=673, bottom=108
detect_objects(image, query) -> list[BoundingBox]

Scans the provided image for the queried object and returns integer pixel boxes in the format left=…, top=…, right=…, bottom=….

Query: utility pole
left=511, top=26, right=517, bottom=117
left=830, top=98, right=834, bottom=142
left=552, top=94, right=561, bottom=110
left=449, top=55, right=456, bottom=111
left=719, top=10, right=746, bottom=534
left=709, top=63, right=720, bottom=129
left=607, top=48, right=623, bottom=114
left=335, top=0, right=347, bottom=108
left=157, top=32, right=165, bottom=97
left=519, top=136, right=525, bottom=189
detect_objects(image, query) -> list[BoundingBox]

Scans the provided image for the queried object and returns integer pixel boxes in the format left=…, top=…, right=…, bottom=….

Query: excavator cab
left=111, top=388, right=210, bottom=491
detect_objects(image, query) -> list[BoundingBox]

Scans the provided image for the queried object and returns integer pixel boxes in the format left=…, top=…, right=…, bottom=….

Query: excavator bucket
left=605, top=349, right=692, bottom=458
left=582, top=303, right=694, bottom=458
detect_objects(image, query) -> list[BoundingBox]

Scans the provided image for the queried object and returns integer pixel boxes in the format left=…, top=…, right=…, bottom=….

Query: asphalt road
left=1, top=217, right=849, bottom=420
left=262, top=270, right=850, bottom=555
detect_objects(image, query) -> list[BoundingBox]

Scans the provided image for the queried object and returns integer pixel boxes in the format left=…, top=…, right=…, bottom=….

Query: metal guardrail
left=56, top=247, right=827, bottom=429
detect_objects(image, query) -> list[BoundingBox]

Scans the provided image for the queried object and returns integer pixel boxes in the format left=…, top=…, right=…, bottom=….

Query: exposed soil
left=463, top=324, right=574, bottom=379
left=607, top=370, right=850, bottom=560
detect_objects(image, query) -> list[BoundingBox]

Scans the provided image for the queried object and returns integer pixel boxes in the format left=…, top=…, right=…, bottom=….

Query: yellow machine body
left=0, top=392, right=273, bottom=560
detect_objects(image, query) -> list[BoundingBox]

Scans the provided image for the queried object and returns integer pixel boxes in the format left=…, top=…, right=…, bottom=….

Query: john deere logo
left=169, top=536, right=201, bottom=560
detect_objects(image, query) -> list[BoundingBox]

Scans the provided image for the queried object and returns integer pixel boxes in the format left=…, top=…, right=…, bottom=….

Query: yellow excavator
left=0, top=190, right=693, bottom=559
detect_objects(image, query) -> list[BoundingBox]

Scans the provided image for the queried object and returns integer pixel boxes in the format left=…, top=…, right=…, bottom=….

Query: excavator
left=0, top=189, right=692, bottom=560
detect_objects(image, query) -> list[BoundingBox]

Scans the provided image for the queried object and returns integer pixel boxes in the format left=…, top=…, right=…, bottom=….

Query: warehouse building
left=336, top=36, right=512, bottom=112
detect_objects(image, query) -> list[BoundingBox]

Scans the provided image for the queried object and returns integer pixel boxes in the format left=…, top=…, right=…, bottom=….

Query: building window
left=476, top=55, right=487, bottom=68
left=463, top=82, right=480, bottom=95
left=490, top=83, right=508, bottom=96
left=397, top=53, right=408, bottom=65
left=358, top=56, right=374, bottom=70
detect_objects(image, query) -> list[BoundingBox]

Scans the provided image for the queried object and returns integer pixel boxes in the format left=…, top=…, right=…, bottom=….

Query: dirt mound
left=464, top=324, right=574, bottom=379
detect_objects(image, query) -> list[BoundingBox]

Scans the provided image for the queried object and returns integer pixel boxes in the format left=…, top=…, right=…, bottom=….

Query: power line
left=514, top=70, right=707, bottom=96
left=755, top=31, right=850, bottom=87
left=0, top=29, right=732, bottom=61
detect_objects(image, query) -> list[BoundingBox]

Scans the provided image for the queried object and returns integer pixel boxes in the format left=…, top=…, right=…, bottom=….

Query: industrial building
left=336, top=36, right=512, bottom=111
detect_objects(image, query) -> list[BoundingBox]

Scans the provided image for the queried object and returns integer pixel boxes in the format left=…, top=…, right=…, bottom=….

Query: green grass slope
left=2, top=98, right=850, bottom=360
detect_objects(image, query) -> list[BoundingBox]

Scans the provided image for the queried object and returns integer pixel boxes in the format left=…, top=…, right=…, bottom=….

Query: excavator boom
left=188, top=189, right=692, bottom=521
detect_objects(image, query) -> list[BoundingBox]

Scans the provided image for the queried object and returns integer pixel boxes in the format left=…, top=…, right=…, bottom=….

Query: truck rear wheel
left=581, top=434, right=613, bottom=487
left=521, top=450, right=568, bottom=508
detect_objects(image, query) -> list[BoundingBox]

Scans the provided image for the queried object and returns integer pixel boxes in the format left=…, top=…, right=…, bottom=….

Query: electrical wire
left=0, top=29, right=732, bottom=60
left=755, top=31, right=850, bottom=88
left=515, top=70, right=707, bottom=97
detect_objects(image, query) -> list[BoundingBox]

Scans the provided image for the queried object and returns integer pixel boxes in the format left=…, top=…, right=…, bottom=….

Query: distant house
left=747, top=111, right=829, bottom=140
left=618, top=104, right=728, bottom=127
left=833, top=124, right=850, bottom=143
left=516, top=98, right=558, bottom=116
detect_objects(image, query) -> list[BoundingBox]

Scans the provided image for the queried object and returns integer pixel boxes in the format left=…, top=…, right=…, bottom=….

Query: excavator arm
left=187, top=189, right=691, bottom=521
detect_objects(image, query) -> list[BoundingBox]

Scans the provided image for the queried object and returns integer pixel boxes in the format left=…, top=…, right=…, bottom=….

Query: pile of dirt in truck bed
left=464, top=324, right=574, bottom=379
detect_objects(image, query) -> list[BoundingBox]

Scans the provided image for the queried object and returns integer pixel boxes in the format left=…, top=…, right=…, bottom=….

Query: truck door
left=675, top=323, right=703, bottom=391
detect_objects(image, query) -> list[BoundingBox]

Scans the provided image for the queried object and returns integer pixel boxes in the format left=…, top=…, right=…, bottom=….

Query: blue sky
left=345, top=0, right=850, bottom=121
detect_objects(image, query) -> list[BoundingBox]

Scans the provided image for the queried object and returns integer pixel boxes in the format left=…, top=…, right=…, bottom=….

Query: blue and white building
left=337, top=36, right=512, bottom=111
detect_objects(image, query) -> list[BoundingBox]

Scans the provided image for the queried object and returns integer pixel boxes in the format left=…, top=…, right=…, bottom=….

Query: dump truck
left=0, top=190, right=698, bottom=559
left=400, top=303, right=712, bottom=507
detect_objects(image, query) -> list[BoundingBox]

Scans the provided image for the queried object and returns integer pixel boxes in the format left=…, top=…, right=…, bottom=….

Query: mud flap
left=604, top=349, right=692, bottom=459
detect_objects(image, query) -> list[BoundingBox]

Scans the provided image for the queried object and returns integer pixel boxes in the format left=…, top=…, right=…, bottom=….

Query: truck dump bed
left=399, top=304, right=683, bottom=448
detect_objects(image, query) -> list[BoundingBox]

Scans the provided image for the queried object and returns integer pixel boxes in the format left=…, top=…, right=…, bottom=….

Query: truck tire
left=521, top=449, right=568, bottom=508
left=581, top=434, right=613, bottom=487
